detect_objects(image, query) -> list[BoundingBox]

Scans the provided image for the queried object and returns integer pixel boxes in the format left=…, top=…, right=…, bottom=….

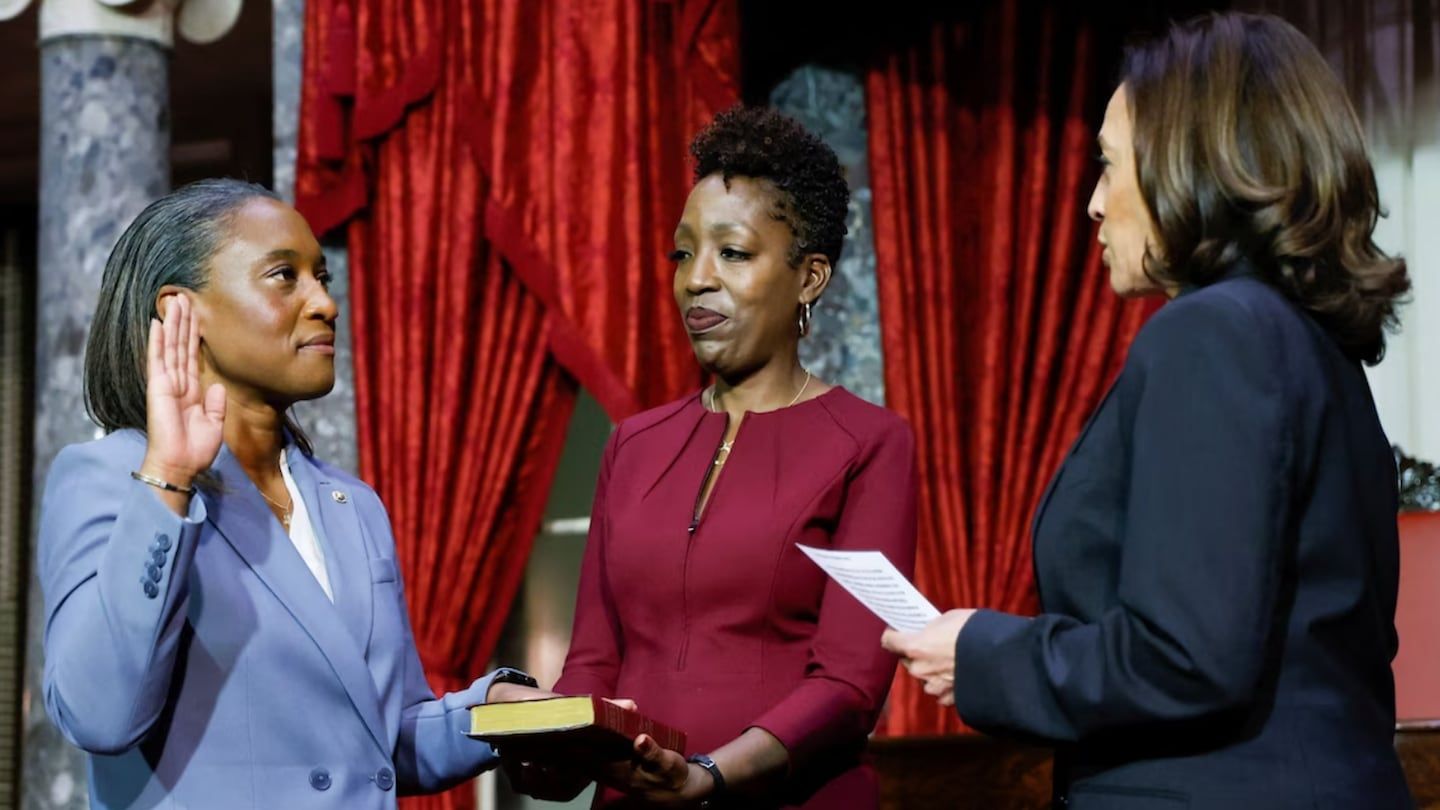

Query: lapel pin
left=331, top=490, right=348, bottom=504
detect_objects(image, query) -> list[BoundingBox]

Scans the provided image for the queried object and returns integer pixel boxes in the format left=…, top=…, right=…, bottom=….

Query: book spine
left=596, top=697, right=685, bottom=752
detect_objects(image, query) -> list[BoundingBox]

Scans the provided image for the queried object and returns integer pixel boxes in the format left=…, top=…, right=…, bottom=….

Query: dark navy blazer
left=954, top=269, right=1413, bottom=808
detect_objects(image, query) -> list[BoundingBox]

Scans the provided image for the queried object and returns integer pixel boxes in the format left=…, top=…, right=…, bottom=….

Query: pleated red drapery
left=867, top=3, right=1157, bottom=736
left=295, top=2, right=738, bottom=807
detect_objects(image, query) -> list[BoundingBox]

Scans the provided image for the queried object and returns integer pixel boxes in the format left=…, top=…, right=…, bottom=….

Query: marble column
left=274, top=0, right=358, bottom=473
left=272, top=0, right=302, bottom=202
left=10, top=3, right=239, bottom=807
left=25, top=34, right=170, bottom=810
left=771, top=66, right=887, bottom=406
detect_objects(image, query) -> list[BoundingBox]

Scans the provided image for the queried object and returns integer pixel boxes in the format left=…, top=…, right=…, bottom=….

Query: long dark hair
left=83, top=178, right=314, bottom=454
left=1123, top=12, right=1409, bottom=364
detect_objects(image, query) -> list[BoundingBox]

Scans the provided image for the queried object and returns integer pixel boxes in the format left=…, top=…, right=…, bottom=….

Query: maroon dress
left=555, top=387, right=918, bottom=809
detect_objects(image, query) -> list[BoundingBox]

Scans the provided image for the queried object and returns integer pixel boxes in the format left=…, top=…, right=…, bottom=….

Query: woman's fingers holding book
left=603, top=697, right=638, bottom=712
left=595, top=735, right=688, bottom=793
left=632, top=735, right=690, bottom=785
left=598, top=737, right=710, bottom=806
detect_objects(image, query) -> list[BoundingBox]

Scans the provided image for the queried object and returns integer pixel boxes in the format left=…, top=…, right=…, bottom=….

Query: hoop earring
left=798, top=301, right=813, bottom=337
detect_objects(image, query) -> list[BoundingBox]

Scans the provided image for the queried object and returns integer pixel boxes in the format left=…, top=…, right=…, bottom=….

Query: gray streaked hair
left=83, top=178, right=314, bottom=455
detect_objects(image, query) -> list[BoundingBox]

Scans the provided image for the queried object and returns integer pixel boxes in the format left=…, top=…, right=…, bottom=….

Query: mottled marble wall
left=272, top=0, right=303, bottom=202
left=25, top=36, right=171, bottom=810
left=772, top=65, right=886, bottom=407
left=274, top=0, right=358, bottom=474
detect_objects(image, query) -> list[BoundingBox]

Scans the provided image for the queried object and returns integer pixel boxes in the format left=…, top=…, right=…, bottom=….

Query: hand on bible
left=881, top=609, right=976, bottom=707
left=494, top=696, right=640, bottom=802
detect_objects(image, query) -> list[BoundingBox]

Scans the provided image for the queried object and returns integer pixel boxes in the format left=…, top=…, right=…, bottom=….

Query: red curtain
left=867, top=3, right=1157, bottom=736
left=295, top=1, right=738, bottom=807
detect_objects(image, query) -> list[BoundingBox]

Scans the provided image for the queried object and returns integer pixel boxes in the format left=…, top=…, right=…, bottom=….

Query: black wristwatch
left=488, top=667, right=538, bottom=693
left=686, top=753, right=725, bottom=807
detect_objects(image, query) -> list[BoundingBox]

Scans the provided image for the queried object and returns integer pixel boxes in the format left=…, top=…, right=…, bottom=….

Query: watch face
left=497, top=669, right=538, bottom=688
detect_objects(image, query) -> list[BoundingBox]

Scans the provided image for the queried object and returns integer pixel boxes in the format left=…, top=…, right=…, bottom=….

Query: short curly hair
left=690, top=105, right=850, bottom=266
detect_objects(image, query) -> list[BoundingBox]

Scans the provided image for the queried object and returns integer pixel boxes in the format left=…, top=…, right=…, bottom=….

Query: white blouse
left=280, top=449, right=334, bottom=602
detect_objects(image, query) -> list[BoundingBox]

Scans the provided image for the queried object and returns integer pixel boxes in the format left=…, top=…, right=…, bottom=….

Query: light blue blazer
left=38, top=429, right=505, bottom=808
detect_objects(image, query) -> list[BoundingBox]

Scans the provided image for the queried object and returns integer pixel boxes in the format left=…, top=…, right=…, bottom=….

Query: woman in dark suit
left=885, top=13, right=1414, bottom=809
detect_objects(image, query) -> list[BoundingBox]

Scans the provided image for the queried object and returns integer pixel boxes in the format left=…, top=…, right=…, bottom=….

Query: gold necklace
left=787, top=370, right=812, bottom=407
left=706, top=369, right=813, bottom=413
left=258, top=487, right=293, bottom=530
left=707, top=370, right=812, bottom=466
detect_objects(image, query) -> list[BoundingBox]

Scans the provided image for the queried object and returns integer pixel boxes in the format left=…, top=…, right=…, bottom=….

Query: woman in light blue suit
left=38, top=179, right=543, bottom=808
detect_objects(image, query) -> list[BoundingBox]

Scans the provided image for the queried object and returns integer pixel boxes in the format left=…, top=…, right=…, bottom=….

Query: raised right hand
left=140, top=294, right=226, bottom=488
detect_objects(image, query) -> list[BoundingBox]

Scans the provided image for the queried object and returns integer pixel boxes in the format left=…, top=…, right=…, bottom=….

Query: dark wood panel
left=871, top=735, right=1051, bottom=810
left=871, top=728, right=1440, bottom=809
left=1399, top=726, right=1440, bottom=809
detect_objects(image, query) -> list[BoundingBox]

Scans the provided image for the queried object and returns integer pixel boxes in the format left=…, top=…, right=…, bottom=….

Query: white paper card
left=797, top=544, right=940, bottom=632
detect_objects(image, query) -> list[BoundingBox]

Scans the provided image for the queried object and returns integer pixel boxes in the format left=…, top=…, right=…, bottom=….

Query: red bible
left=468, top=695, right=687, bottom=761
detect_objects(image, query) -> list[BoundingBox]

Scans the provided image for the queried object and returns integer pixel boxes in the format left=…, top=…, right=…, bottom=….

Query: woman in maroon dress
left=548, top=107, right=919, bottom=808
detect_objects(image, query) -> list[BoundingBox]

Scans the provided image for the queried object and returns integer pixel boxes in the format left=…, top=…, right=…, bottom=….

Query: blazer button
left=145, top=563, right=162, bottom=582
left=153, top=532, right=172, bottom=551
left=141, top=579, right=158, bottom=600
left=309, top=767, right=331, bottom=791
left=374, top=767, right=394, bottom=791
left=151, top=549, right=166, bottom=568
